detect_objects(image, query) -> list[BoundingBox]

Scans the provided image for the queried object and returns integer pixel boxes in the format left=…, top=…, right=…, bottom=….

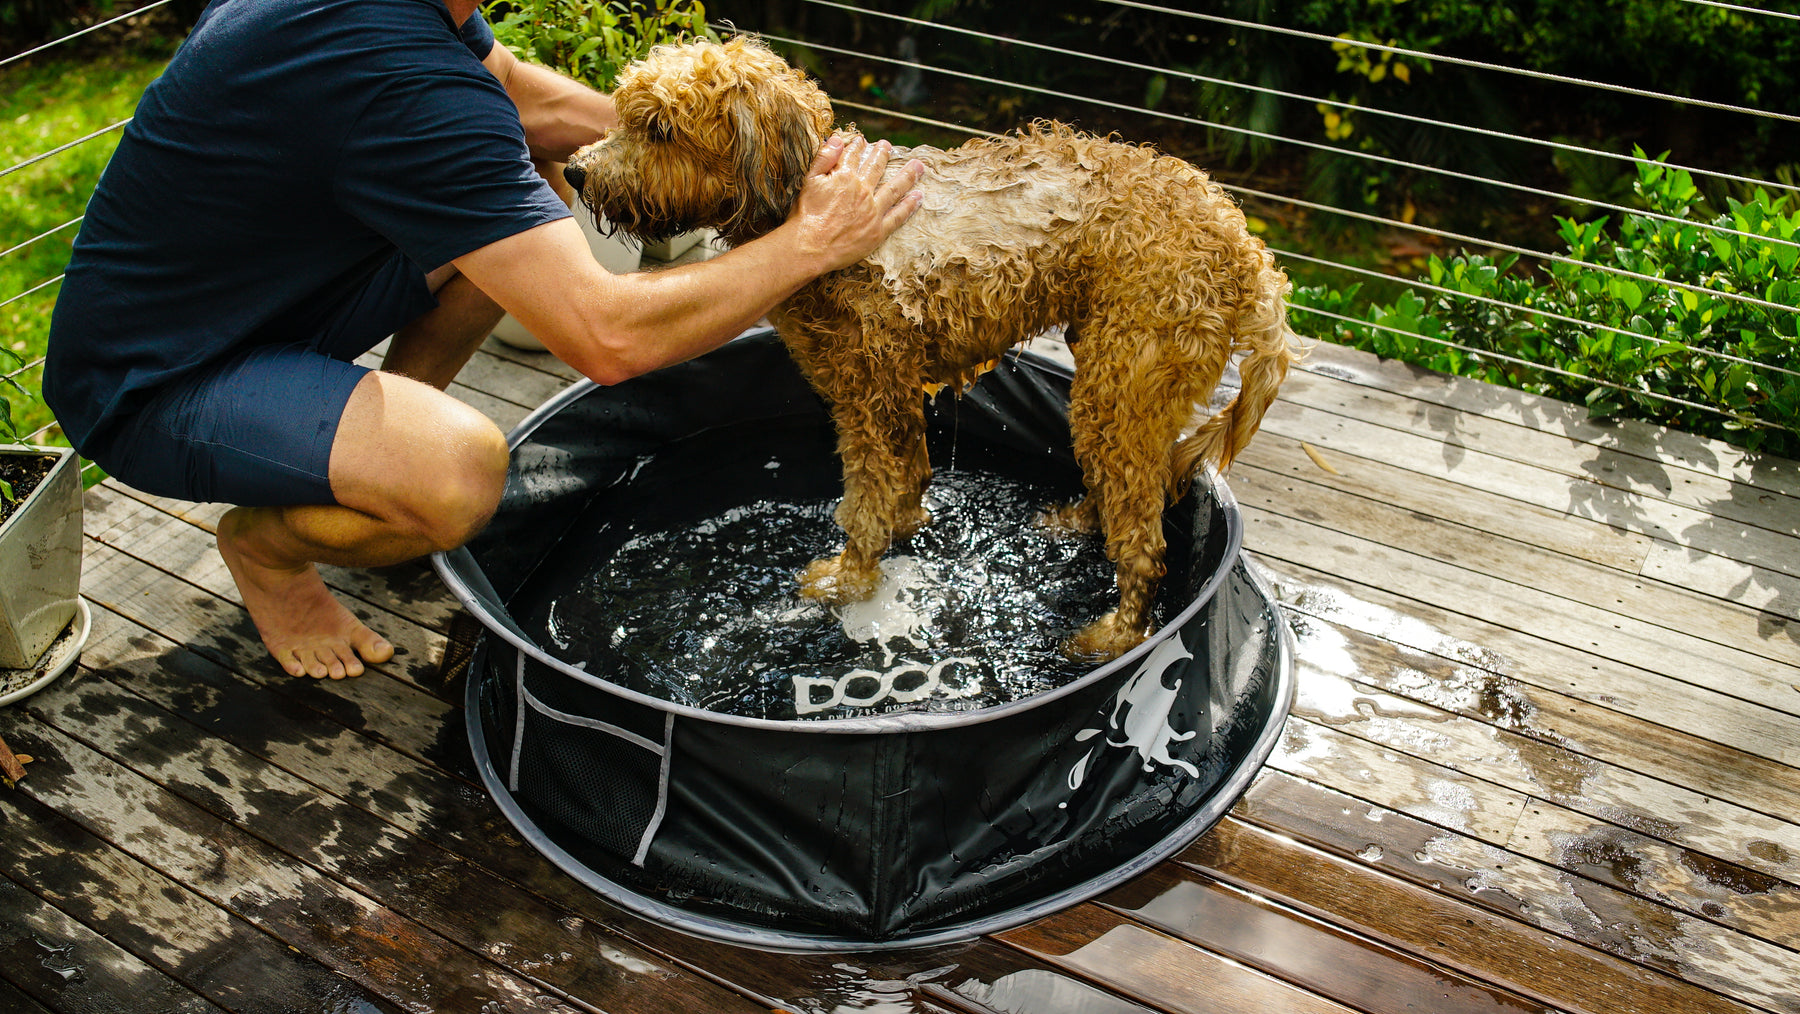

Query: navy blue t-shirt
left=44, top=0, right=571, bottom=452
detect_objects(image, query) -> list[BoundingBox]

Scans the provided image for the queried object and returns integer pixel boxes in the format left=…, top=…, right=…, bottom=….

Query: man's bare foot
left=217, top=508, right=395, bottom=679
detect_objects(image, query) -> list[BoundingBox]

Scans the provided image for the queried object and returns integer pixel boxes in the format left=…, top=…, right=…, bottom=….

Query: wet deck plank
left=3, top=332, right=1797, bottom=1014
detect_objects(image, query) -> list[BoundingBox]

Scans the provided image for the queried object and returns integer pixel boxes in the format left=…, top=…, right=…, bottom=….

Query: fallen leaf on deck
left=0, top=732, right=28, bottom=786
left=1302, top=442, right=1342, bottom=475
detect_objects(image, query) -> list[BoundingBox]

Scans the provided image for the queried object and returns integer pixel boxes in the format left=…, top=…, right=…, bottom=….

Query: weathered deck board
left=4, top=784, right=405, bottom=1014
left=1291, top=342, right=1800, bottom=500
left=1186, top=817, right=1773, bottom=1014
left=1235, top=769, right=1800, bottom=963
left=1259, top=394, right=1800, bottom=576
left=1246, top=509, right=1800, bottom=713
left=996, top=907, right=1364, bottom=1014
left=18, top=662, right=768, bottom=1012
left=1265, top=557, right=1800, bottom=770
left=0, top=875, right=225, bottom=1014
left=5, top=332, right=1797, bottom=1014
left=1233, top=451, right=1800, bottom=639
left=0, top=978, right=57, bottom=1014
left=1094, top=864, right=1558, bottom=1014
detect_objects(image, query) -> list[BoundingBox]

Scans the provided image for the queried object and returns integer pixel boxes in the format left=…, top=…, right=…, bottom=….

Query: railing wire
left=2, top=0, right=175, bottom=452
left=0, top=217, right=83, bottom=261
left=1098, top=0, right=1800, bottom=124
left=797, top=0, right=1800, bottom=197
left=758, top=26, right=1800, bottom=314
left=761, top=8, right=1796, bottom=432
left=1, top=119, right=131, bottom=180
left=1655, top=0, right=1800, bottom=22
left=0, top=0, right=174, bottom=71
left=810, top=95, right=1789, bottom=428
left=4, top=1, right=1794, bottom=456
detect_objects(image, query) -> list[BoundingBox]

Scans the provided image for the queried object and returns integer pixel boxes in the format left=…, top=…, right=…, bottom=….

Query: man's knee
left=411, top=410, right=509, bottom=550
left=337, top=373, right=511, bottom=551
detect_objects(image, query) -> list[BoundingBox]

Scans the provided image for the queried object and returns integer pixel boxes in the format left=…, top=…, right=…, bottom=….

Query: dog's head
left=564, top=36, right=834, bottom=246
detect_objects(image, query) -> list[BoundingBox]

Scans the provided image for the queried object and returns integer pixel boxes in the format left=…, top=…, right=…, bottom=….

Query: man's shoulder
left=189, top=0, right=470, bottom=72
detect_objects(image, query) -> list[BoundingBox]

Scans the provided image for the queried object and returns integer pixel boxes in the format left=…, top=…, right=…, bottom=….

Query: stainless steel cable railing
left=1, top=1, right=176, bottom=464
left=749, top=1, right=1800, bottom=439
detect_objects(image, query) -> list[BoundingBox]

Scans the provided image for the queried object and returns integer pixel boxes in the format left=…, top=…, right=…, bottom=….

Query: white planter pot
left=491, top=195, right=644, bottom=351
left=0, top=444, right=83, bottom=669
left=642, top=230, right=708, bottom=262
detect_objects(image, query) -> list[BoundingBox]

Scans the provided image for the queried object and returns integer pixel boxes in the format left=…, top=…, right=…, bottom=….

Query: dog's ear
left=725, top=89, right=830, bottom=241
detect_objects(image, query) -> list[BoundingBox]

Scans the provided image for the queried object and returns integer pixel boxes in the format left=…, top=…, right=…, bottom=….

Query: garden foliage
left=1163, top=0, right=1799, bottom=211
left=1, top=347, right=22, bottom=501
left=1, top=345, right=23, bottom=443
left=1291, top=158, right=1800, bottom=457
left=483, top=0, right=714, bottom=92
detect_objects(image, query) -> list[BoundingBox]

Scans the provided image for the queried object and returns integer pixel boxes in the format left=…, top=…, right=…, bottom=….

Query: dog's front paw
left=798, top=555, right=880, bottom=604
left=1066, top=611, right=1151, bottom=662
left=894, top=504, right=932, bottom=539
left=1036, top=499, right=1099, bottom=537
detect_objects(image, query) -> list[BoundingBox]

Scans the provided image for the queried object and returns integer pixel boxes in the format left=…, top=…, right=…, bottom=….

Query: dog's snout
left=563, top=162, right=586, bottom=191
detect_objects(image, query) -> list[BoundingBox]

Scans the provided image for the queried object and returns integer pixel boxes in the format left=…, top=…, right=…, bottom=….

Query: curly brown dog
left=564, top=36, right=1298, bottom=661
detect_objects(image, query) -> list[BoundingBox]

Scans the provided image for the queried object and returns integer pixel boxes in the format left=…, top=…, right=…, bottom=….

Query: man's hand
left=790, top=135, right=925, bottom=274
left=454, top=136, right=924, bottom=387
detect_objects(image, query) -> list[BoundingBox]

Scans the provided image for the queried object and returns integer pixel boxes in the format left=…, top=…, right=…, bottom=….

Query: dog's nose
left=563, top=162, right=586, bottom=190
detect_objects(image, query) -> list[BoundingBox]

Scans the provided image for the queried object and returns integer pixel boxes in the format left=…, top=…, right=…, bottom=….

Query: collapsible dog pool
left=434, top=329, right=1294, bottom=949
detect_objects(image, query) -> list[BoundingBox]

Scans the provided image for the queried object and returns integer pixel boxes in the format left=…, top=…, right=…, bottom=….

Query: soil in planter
left=0, top=453, right=55, bottom=528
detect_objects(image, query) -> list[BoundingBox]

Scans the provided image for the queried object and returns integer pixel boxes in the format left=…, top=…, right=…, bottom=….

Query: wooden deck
left=3, top=319, right=1797, bottom=1013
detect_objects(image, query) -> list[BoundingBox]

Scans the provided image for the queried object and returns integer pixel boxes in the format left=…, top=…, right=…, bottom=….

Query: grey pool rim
left=439, top=341, right=1262, bottom=735
left=432, top=333, right=1298, bottom=949
left=461, top=576, right=1296, bottom=951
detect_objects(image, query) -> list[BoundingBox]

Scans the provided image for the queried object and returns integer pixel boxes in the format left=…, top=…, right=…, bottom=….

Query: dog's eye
left=648, top=119, right=673, bottom=144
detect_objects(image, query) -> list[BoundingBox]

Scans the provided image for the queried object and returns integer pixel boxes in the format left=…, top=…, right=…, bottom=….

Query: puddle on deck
left=1261, top=571, right=1800, bottom=1013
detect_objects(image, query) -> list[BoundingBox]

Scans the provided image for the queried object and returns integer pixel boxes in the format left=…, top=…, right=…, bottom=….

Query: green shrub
left=1150, top=0, right=1800, bottom=223
left=1291, top=156, right=1800, bottom=457
left=1, top=0, right=120, bottom=51
left=1, top=344, right=24, bottom=502
left=0, top=345, right=24, bottom=443
left=484, top=0, right=715, bottom=92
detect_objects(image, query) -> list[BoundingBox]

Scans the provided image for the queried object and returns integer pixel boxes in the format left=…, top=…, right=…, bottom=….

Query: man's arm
left=482, top=40, right=615, bottom=162
left=453, top=136, right=924, bottom=385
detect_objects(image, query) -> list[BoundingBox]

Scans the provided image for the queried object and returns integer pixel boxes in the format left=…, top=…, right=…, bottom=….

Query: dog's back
left=848, top=122, right=1297, bottom=478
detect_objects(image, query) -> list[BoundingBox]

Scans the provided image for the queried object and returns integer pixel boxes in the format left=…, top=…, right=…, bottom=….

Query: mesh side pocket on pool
left=507, top=655, right=672, bottom=866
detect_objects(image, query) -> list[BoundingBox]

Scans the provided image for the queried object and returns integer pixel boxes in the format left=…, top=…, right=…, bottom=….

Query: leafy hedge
left=1290, top=158, right=1800, bottom=457
left=1, top=0, right=202, bottom=57
left=483, top=0, right=713, bottom=92
left=1163, top=0, right=1800, bottom=215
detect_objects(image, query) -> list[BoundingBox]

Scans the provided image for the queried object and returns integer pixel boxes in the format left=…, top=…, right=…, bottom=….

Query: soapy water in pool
left=532, top=466, right=1157, bottom=721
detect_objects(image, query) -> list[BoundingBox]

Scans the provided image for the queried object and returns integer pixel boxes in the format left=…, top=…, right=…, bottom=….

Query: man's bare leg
left=222, top=265, right=510, bottom=678
left=383, top=265, right=508, bottom=389
left=217, top=505, right=404, bottom=679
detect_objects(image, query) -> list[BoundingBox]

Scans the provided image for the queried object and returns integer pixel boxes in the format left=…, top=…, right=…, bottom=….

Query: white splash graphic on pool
left=1064, top=636, right=1202, bottom=805
left=794, top=556, right=981, bottom=714
left=835, top=555, right=935, bottom=666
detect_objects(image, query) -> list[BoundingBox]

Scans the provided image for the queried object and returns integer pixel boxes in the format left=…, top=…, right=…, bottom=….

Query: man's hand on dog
left=792, top=135, right=925, bottom=273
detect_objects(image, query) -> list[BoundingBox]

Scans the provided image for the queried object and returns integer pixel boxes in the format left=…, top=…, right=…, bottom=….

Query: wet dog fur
left=565, top=36, right=1299, bottom=660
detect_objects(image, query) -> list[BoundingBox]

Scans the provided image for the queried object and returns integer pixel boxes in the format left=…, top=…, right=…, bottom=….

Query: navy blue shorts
left=90, top=254, right=438, bottom=506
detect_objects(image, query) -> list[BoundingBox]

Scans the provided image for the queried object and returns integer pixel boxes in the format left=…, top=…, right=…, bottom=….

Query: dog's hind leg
left=798, top=368, right=931, bottom=605
left=1065, top=332, right=1224, bottom=661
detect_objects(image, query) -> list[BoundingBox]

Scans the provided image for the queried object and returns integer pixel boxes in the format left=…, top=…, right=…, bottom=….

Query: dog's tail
left=1171, top=254, right=1302, bottom=494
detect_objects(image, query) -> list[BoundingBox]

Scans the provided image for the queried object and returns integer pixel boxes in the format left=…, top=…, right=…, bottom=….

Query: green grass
left=1, top=48, right=173, bottom=447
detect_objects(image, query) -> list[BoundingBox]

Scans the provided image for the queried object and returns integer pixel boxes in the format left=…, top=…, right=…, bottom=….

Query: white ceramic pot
left=641, top=230, right=708, bottom=262
left=0, top=444, right=82, bottom=669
